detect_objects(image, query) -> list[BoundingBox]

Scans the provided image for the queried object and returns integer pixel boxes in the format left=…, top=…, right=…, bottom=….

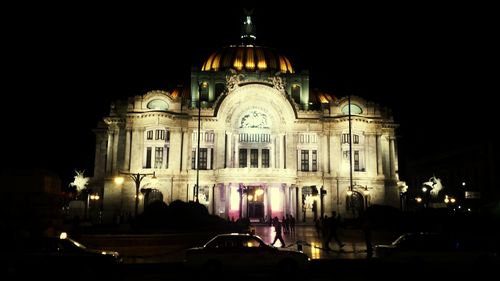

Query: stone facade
left=91, top=73, right=405, bottom=223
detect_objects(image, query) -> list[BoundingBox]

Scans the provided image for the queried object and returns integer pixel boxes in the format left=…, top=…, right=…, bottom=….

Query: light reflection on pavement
left=253, top=224, right=371, bottom=259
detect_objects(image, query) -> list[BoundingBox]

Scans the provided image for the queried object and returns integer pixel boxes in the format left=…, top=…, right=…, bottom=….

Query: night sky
left=3, top=2, right=494, bottom=186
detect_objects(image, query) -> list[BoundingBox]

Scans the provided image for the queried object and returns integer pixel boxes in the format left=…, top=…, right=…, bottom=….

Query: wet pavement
left=253, top=224, right=396, bottom=260
left=80, top=224, right=401, bottom=263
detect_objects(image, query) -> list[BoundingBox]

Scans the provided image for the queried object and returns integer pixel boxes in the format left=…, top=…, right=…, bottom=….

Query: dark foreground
left=6, top=259, right=499, bottom=281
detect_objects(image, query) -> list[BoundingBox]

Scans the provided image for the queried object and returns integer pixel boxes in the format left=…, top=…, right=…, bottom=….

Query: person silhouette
left=324, top=211, right=345, bottom=250
left=271, top=217, right=286, bottom=247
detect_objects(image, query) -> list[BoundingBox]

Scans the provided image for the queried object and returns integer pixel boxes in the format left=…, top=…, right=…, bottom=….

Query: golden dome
left=201, top=45, right=294, bottom=74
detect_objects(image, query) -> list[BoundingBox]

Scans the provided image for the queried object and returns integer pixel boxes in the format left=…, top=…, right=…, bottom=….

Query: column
left=226, top=132, right=232, bottom=168
left=214, top=130, right=225, bottom=169
left=331, top=133, right=341, bottom=175
left=169, top=128, right=183, bottom=172
left=320, top=133, right=327, bottom=173
left=389, top=137, right=396, bottom=180
left=111, top=129, right=119, bottom=173
left=105, top=131, right=114, bottom=174
left=376, top=134, right=383, bottom=175
left=182, top=129, right=191, bottom=171
left=286, top=133, right=297, bottom=170
left=123, top=128, right=131, bottom=171
left=270, top=135, right=276, bottom=168
left=130, top=128, right=143, bottom=172
left=234, top=136, right=239, bottom=168
left=93, top=131, right=107, bottom=178
left=367, top=133, right=377, bottom=176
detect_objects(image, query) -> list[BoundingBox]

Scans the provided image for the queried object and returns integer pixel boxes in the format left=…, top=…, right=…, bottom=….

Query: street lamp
left=114, top=171, right=157, bottom=217
left=363, top=186, right=370, bottom=210
left=85, top=192, right=100, bottom=220
left=195, top=82, right=207, bottom=203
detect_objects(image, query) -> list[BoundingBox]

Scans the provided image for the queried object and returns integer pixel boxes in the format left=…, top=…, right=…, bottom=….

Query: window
left=145, top=147, right=152, bottom=168
left=155, top=147, right=163, bottom=169
left=147, top=130, right=153, bottom=140
left=199, top=148, right=208, bottom=170
left=262, top=149, right=270, bottom=168
left=312, top=150, right=317, bottom=172
left=342, top=133, right=349, bottom=144
left=354, top=150, right=360, bottom=171
left=166, top=130, right=170, bottom=141
left=250, top=149, right=258, bottom=168
left=191, top=150, right=196, bottom=169
left=301, top=150, right=309, bottom=171
left=239, top=149, right=247, bottom=168
left=353, top=134, right=359, bottom=144
left=155, top=129, right=165, bottom=140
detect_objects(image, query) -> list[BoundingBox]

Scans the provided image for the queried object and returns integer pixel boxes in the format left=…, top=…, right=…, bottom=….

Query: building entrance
left=247, top=186, right=265, bottom=219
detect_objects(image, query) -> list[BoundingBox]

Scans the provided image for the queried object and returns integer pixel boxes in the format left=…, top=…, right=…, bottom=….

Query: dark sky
left=3, top=2, right=495, bottom=185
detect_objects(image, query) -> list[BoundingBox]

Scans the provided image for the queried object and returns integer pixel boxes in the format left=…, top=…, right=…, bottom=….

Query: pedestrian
left=324, top=211, right=345, bottom=250
left=271, top=216, right=286, bottom=247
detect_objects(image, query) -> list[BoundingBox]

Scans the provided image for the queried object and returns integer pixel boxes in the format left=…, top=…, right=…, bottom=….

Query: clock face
left=240, top=110, right=270, bottom=128
left=341, top=104, right=362, bottom=115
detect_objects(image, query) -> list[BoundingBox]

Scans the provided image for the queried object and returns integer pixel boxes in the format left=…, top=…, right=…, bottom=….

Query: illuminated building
left=92, top=13, right=406, bottom=222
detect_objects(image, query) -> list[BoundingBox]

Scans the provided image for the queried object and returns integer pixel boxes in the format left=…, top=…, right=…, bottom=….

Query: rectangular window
left=199, top=148, right=208, bottom=170
left=354, top=150, right=360, bottom=171
left=342, top=133, right=350, bottom=144
left=145, top=147, right=152, bottom=168
left=166, top=130, right=170, bottom=141
left=261, top=149, right=270, bottom=168
left=191, top=149, right=196, bottom=169
left=147, top=130, right=153, bottom=140
left=250, top=149, right=258, bottom=168
left=155, top=129, right=165, bottom=140
left=301, top=150, right=309, bottom=171
left=239, top=149, right=247, bottom=168
left=353, top=134, right=359, bottom=144
left=312, top=150, right=317, bottom=172
left=155, top=147, right=163, bottom=169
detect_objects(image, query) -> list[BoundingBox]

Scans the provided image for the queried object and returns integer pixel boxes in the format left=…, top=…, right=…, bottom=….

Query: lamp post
left=195, top=82, right=207, bottom=203
left=114, top=171, right=156, bottom=217
left=87, top=193, right=100, bottom=221
left=363, top=186, right=370, bottom=210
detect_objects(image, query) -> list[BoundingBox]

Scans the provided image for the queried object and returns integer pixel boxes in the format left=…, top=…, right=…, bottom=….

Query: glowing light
left=462, top=182, right=466, bottom=186
left=444, top=197, right=450, bottom=203
left=450, top=198, right=456, bottom=203
left=415, top=197, right=422, bottom=203
left=59, top=232, right=68, bottom=239
left=248, top=194, right=254, bottom=201
left=114, top=177, right=125, bottom=185
left=422, top=187, right=427, bottom=192
left=270, top=187, right=282, bottom=211
left=230, top=187, right=240, bottom=211
left=255, top=189, right=264, bottom=196
left=310, top=242, right=320, bottom=259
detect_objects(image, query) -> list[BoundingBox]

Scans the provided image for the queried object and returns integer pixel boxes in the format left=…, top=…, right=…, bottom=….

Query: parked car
left=184, top=233, right=310, bottom=271
left=374, top=232, right=499, bottom=264
left=5, top=232, right=122, bottom=278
